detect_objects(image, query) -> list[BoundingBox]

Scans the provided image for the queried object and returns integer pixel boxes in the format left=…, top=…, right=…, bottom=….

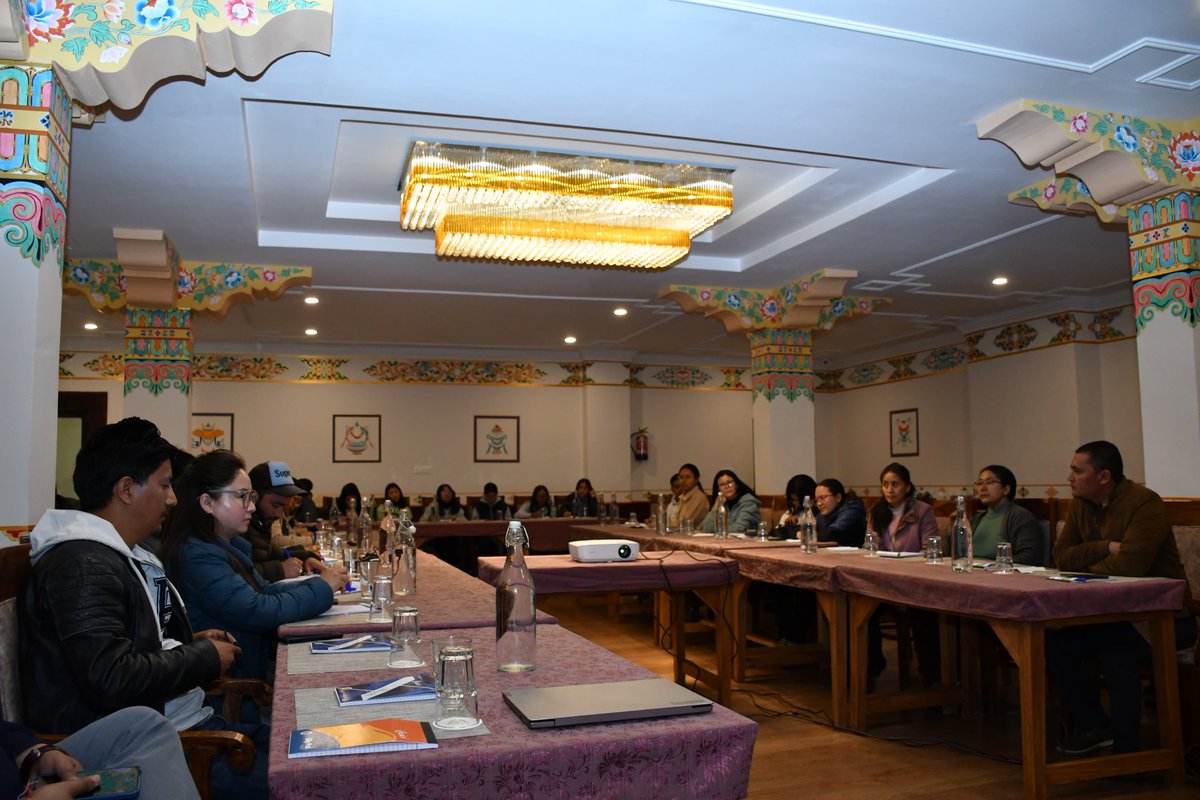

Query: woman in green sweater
left=970, top=464, right=1047, bottom=566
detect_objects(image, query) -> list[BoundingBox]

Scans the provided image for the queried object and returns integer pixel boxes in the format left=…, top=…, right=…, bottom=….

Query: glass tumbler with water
left=995, top=541, right=1014, bottom=574
left=863, top=530, right=879, bottom=557
left=924, top=535, right=942, bottom=565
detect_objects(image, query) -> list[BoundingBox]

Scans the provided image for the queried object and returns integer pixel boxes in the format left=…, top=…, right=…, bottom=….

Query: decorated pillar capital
left=1128, top=191, right=1198, bottom=330
left=749, top=328, right=812, bottom=403
left=23, top=0, right=335, bottom=111
left=979, top=98, right=1198, bottom=218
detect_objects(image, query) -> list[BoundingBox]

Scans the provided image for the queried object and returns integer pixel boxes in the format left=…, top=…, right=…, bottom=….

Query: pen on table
left=326, top=634, right=373, bottom=651
left=360, top=675, right=416, bottom=701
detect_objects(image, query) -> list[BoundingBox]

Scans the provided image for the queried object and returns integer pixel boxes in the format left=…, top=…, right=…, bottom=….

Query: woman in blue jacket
left=161, top=450, right=346, bottom=683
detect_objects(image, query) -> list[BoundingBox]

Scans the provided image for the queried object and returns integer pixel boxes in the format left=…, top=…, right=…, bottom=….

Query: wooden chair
left=0, top=544, right=257, bottom=799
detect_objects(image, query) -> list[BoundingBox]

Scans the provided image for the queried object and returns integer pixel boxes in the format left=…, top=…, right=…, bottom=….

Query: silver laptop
left=503, top=678, right=713, bottom=729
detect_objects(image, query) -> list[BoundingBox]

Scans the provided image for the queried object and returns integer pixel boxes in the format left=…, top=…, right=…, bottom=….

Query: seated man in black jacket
left=2, top=707, right=197, bottom=799
left=246, top=460, right=323, bottom=581
left=19, top=417, right=264, bottom=799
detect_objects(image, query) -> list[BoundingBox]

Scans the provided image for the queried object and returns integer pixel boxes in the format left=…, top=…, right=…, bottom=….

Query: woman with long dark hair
left=335, top=482, right=363, bottom=517
left=423, top=483, right=466, bottom=522
left=375, top=482, right=411, bottom=520
left=161, top=450, right=346, bottom=681
left=771, top=473, right=817, bottom=538
left=703, top=469, right=761, bottom=533
left=515, top=485, right=556, bottom=519
left=561, top=478, right=598, bottom=518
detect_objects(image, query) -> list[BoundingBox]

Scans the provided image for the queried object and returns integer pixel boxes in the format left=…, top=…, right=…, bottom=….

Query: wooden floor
left=539, top=595, right=1199, bottom=800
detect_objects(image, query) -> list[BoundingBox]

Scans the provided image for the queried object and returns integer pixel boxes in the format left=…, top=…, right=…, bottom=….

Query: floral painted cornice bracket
left=659, top=268, right=888, bottom=333
left=65, top=258, right=311, bottom=313
left=978, top=99, right=1199, bottom=216
left=23, top=0, right=335, bottom=110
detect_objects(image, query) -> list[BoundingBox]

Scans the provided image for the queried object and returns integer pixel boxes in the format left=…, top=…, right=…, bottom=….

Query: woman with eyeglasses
left=703, top=469, right=761, bottom=533
left=161, top=450, right=347, bottom=682
left=515, top=485, right=557, bottom=519
left=971, top=464, right=1046, bottom=566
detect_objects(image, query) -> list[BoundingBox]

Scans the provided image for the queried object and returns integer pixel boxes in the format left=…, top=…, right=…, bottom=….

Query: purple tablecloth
left=278, top=552, right=555, bottom=638
left=834, top=558, right=1186, bottom=621
left=477, top=552, right=739, bottom=594
left=420, top=518, right=595, bottom=552
left=269, top=623, right=757, bottom=800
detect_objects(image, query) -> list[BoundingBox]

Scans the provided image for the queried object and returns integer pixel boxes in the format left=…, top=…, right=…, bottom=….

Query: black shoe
left=1059, top=726, right=1114, bottom=756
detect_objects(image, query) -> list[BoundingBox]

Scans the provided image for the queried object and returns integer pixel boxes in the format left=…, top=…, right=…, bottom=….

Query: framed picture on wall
left=474, top=415, right=519, bottom=463
left=333, top=414, right=381, bottom=462
left=189, top=413, right=234, bottom=455
left=889, top=408, right=919, bottom=457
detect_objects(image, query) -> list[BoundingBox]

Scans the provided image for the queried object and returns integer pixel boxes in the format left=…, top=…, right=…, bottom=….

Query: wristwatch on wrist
left=19, top=743, right=64, bottom=784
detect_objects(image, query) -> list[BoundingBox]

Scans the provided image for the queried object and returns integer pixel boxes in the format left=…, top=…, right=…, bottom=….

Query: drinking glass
left=361, top=560, right=380, bottom=601
left=756, top=521, right=770, bottom=541
left=863, top=531, right=879, bottom=557
left=681, top=518, right=693, bottom=535
left=924, top=535, right=942, bottom=565
left=388, top=606, right=425, bottom=668
left=628, top=512, right=638, bottom=526
left=368, top=576, right=393, bottom=622
left=431, top=636, right=481, bottom=730
left=995, top=541, right=1014, bottom=574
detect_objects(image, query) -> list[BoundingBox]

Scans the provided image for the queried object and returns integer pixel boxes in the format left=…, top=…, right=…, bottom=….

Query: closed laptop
left=503, top=677, right=713, bottom=729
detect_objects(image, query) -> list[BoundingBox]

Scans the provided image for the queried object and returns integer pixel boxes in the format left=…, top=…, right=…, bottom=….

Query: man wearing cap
left=247, top=461, right=323, bottom=581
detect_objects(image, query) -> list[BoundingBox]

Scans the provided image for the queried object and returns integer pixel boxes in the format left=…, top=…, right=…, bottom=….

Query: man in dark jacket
left=1047, top=440, right=1196, bottom=756
left=18, top=418, right=263, bottom=798
left=247, top=460, right=322, bottom=581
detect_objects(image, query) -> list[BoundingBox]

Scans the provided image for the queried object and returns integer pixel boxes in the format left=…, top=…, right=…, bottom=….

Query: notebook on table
left=503, top=678, right=712, bottom=729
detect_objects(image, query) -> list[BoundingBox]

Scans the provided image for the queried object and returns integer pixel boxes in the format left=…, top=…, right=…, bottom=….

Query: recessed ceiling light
left=305, top=328, right=318, bottom=336
left=304, top=296, right=319, bottom=305
left=563, top=335, right=577, bottom=344
left=992, top=276, right=1008, bottom=286
left=613, top=307, right=628, bottom=317
left=83, top=322, right=98, bottom=331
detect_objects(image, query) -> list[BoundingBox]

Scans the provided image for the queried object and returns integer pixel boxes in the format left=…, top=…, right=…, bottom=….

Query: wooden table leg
left=664, top=589, right=687, bottom=687
left=1148, top=611, right=1185, bottom=785
left=816, top=591, right=847, bottom=728
left=730, top=577, right=750, bottom=682
left=990, top=619, right=1046, bottom=800
left=848, top=595, right=879, bottom=731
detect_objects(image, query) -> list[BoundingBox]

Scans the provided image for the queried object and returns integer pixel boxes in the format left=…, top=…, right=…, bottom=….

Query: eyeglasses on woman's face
left=973, top=479, right=1001, bottom=488
left=208, top=489, right=259, bottom=509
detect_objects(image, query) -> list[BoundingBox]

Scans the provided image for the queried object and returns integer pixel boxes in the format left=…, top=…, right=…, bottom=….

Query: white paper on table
left=317, top=603, right=370, bottom=617
left=824, top=546, right=860, bottom=552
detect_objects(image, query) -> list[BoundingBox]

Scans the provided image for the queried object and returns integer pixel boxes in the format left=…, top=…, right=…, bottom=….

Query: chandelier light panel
left=399, top=142, right=733, bottom=270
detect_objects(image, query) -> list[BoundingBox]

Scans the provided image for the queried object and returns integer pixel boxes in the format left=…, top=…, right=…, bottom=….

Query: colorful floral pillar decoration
left=1128, top=191, right=1199, bottom=330
left=750, top=329, right=813, bottom=402
left=0, top=63, right=70, bottom=268
left=124, top=306, right=192, bottom=396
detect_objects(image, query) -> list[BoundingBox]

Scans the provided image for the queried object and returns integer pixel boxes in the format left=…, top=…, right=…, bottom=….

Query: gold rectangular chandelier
left=398, top=142, right=733, bottom=270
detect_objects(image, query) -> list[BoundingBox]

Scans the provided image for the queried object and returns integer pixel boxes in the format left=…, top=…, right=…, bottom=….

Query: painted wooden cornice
left=978, top=98, right=1199, bottom=216
left=659, top=268, right=888, bottom=333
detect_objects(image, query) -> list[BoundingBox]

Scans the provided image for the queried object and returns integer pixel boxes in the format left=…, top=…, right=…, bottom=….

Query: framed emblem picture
left=189, top=413, right=234, bottom=455
left=333, top=414, right=381, bottom=462
left=889, top=408, right=919, bottom=457
left=474, top=415, right=519, bottom=463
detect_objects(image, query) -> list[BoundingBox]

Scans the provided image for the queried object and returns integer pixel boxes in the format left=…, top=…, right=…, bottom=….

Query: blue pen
left=283, top=547, right=292, bottom=558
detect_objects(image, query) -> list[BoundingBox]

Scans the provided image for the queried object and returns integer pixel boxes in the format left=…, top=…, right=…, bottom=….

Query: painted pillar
left=123, top=307, right=193, bottom=446
left=1127, top=191, right=1200, bottom=496
left=749, top=328, right=815, bottom=494
left=0, top=63, right=70, bottom=540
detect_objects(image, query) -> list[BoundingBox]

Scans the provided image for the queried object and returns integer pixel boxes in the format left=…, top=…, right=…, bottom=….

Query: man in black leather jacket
left=19, top=418, right=240, bottom=734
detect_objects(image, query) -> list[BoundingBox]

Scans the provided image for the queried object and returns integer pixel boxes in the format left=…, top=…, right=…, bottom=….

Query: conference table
left=477, top=551, right=740, bottom=705
left=277, top=550, right=555, bottom=639
left=417, top=517, right=592, bottom=552
left=269, top=622, right=757, bottom=800
left=575, top=524, right=1189, bottom=798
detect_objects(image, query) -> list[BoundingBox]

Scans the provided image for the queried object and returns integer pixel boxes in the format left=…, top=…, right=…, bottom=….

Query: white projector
left=569, top=539, right=639, bottom=562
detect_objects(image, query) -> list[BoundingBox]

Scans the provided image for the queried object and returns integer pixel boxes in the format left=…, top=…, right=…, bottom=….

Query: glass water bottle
left=496, top=521, right=536, bottom=671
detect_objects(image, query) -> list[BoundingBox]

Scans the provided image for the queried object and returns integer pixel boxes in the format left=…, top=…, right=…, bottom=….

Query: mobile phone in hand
left=77, top=766, right=141, bottom=799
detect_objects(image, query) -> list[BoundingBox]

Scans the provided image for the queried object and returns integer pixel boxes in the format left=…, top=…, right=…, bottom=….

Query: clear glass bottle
left=328, top=498, right=341, bottom=534
left=379, top=500, right=397, bottom=563
left=598, top=493, right=609, bottom=526
left=496, top=521, right=536, bottom=672
left=800, top=496, right=817, bottom=554
left=655, top=492, right=667, bottom=533
left=951, top=495, right=974, bottom=573
left=391, top=506, right=417, bottom=595
left=607, top=494, right=619, bottom=524
left=715, top=495, right=728, bottom=538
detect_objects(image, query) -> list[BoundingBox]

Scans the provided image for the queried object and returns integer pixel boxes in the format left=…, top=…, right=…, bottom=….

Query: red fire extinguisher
left=631, top=427, right=649, bottom=461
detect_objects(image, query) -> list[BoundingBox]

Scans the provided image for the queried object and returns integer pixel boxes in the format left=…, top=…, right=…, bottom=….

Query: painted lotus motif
left=1070, top=114, right=1089, bottom=135
left=1168, top=131, right=1199, bottom=180
left=760, top=296, right=781, bottom=322
left=652, top=366, right=712, bottom=388
left=1042, top=182, right=1057, bottom=202
left=25, top=0, right=75, bottom=43
left=1114, top=124, right=1138, bottom=153
left=103, top=1, right=125, bottom=22
left=177, top=269, right=196, bottom=295
left=135, top=0, right=179, bottom=31
left=224, top=0, right=257, bottom=25
left=98, top=45, right=127, bottom=63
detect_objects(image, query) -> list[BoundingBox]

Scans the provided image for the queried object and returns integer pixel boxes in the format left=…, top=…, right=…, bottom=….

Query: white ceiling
left=59, top=0, right=1200, bottom=366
